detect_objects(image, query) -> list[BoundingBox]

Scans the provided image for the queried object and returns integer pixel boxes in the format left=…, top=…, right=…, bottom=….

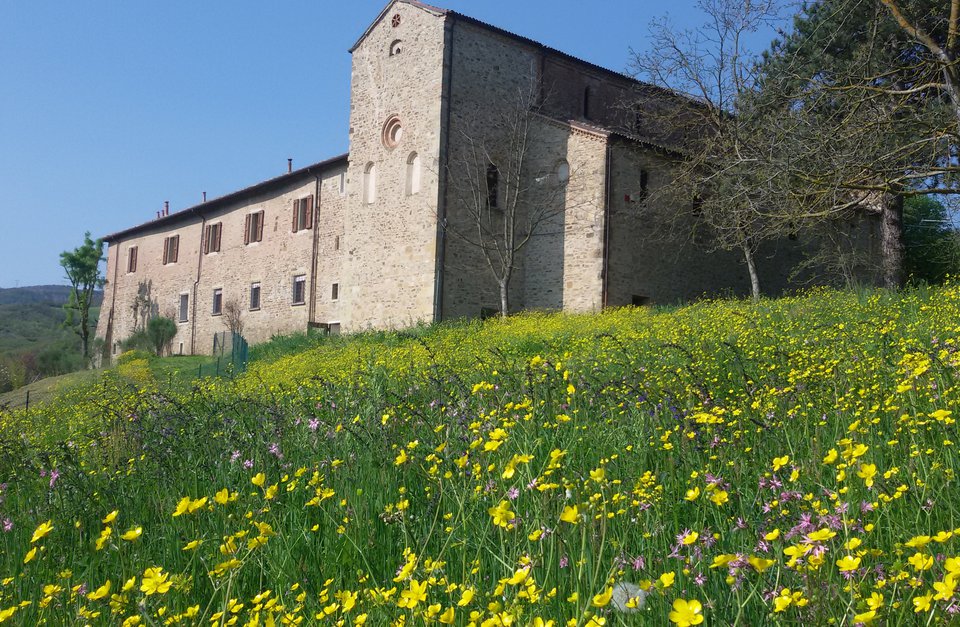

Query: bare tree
left=222, top=298, right=244, bottom=337
left=444, top=82, right=576, bottom=316
left=628, top=0, right=789, bottom=299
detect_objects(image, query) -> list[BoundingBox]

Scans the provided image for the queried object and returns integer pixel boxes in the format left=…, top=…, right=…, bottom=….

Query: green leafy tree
left=59, top=232, right=104, bottom=361
left=146, top=316, right=177, bottom=357
left=903, top=196, right=960, bottom=283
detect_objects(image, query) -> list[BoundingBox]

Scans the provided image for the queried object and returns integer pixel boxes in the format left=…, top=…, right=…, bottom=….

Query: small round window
left=382, top=116, right=403, bottom=148
left=391, top=13, right=402, bottom=27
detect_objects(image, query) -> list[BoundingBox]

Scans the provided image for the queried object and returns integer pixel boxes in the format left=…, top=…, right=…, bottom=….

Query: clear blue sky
left=0, top=1, right=784, bottom=287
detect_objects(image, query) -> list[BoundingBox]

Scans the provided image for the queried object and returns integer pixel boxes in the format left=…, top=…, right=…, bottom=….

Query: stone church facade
left=96, top=0, right=882, bottom=358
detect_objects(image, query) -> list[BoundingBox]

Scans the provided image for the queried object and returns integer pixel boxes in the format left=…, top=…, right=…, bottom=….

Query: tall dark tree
left=754, top=0, right=959, bottom=287
left=903, top=195, right=960, bottom=282
left=60, top=232, right=104, bottom=361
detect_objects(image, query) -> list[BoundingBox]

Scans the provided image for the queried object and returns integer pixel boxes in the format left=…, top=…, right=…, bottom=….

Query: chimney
left=156, top=211, right=161, bottom=219
left=288, top=158, right=293, bottom=173
left=164, top=201, right=170, bottom=216
left=202, top=191, right=207, bottom=203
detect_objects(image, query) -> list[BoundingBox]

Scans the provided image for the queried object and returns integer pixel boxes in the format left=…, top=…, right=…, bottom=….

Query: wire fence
left=197, top=332, right=248, bottom=379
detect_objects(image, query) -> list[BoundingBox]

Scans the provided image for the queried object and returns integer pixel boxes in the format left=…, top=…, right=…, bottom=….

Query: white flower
left=611, top=581, right=647, bottom=613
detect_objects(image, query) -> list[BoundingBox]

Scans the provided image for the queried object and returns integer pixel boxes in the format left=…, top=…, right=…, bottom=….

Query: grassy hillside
left=0, top=286, right=102, bottom=391
left=0, top=285, right=958, bottom=625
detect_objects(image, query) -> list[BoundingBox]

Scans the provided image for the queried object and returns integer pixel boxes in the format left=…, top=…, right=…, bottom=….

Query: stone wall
left=97, top=164, right=347, bottom=359
left=441, top=20, right=540, bottom=319
left=98, top=216, right=204, bottom=358
left=341, top=1, right=447, bottom=330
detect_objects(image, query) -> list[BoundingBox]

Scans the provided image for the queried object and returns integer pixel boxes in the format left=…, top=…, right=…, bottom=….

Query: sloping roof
left=103, top=153, right=348, bottom=243
left=351, top=0, right=704, bottom=108
left=534, top=112, right=691, bottom=159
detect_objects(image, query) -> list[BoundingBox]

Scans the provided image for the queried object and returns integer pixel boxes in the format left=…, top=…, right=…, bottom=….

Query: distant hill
left=0, top=285, right=102, bottom=306
left=0, top=286, right=103, bottom=391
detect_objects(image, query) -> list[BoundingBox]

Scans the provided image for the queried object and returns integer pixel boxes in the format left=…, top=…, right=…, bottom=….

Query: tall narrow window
left=486, top=163, right=499, bottom=209
left=127, top=246, right=138, bottom=273
left=292, top=274, right=306, bottom=305
left=178, top=293, right=189, bottom=323
left=331, top=283, right=340, bottom=301
left=212, top=288, right=223, bottom=315
left=291, top=196, right=314, bottom=232
left=406, top=152, right=421, bottom=195
left=556, top=160, right=570, bottom=186
left=334, top=235, right=341, bottom=251
left=204, top=223, right=222, bottom=254
left=338, top=172, right=346, bottom=197
left=163, top=235, right=179, bottom=265
left=363, top=163, right=376, bottom=204
left=639, top=169, right=649, bottom=202
left=583, top=86, right=592, bottom=120
left=249, top=282, right=261, bottom=311
left=244, top=211, right=264, bottom=244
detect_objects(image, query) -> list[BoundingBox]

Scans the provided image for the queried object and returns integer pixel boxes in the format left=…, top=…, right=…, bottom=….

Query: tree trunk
left=879, top=191, right=905, bottom=289
left=499, top=279, right=509, bottom=318
left=742, top=244, right=761, bottom=300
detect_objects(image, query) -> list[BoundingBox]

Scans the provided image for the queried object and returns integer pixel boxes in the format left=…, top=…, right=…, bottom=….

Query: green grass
left=0, top=285, right=958, bottom=625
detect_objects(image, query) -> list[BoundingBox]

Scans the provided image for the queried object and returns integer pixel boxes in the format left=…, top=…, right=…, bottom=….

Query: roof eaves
left=103, top=153, right=349, bottom=242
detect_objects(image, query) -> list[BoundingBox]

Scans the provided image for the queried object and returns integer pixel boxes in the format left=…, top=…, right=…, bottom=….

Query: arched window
left=406, top=152, right=421, bottom=195
left=389, top=39, right=403, bottom=56
left=556, top=160, right=570, bottom=186
left=363, top=162, right=376, bottom=204
left=486, top=163, right=499, bottom=209
left=583, top=86, right=592, bottom=120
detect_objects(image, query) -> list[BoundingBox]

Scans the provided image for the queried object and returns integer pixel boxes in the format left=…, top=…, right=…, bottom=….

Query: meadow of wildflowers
left=0, top=284, right=958, bottom=625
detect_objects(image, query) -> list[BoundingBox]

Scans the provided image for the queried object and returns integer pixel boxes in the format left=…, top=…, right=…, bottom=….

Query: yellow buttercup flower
left=668, top=598, right=704, bottom=626
left=120, top=527, right=142, bottom=541
left=31, top=520, right=53, bottom=544
left=559, top=505, right=579, bottom=524
left=592, top=587, right=613, bottom=607
left=87, top=580, right=111, bottom=601
left=140, top=567, right=171, bottom=596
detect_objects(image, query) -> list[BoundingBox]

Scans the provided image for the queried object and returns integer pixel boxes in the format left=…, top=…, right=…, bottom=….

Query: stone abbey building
left=96, top=0, right=881, bottom=358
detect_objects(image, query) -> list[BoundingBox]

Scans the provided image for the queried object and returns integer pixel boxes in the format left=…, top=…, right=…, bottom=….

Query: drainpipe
left=106, top=240, right=120, bottom=363
left=433, top=17, right=455, bottom=323
left=308, top=170, right=322, bottom=329
left=600, top=141, right=613, bottom=309
left=190, top=209, right=206, bottom=355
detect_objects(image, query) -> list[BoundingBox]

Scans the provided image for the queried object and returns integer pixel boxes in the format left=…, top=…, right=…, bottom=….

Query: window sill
left=249, top=307, right=261, bottom=312
left=211, top=312, right=222, bottom=317
left=291, top=302, right=306, bottom=307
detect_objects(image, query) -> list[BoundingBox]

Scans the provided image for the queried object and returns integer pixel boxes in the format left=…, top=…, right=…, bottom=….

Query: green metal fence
left=198, top=332, right=248, bottom=378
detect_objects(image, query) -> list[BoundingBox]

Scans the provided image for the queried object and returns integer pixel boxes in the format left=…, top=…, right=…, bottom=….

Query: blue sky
left=0, top=1, right=785, bottom=287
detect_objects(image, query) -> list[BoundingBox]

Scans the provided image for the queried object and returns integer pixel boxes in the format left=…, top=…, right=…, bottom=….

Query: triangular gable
left=349, top=0, right=448, bottom=53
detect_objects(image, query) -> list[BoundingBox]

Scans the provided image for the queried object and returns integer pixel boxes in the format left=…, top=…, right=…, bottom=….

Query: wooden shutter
left=244, top=214, right=251, bottom=245
left=256, top=211, right=264, bottom=242
left=215, top=223, right=222, bottom=252
left=292, top=199, right=300, bottom=233
left=202, top=226, right=209, bottom=254
left=162, top=238, right=169, bottom=265
left=305, top=195, right=314, bottom=230
left=172, top=235, right=179, bottom=263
